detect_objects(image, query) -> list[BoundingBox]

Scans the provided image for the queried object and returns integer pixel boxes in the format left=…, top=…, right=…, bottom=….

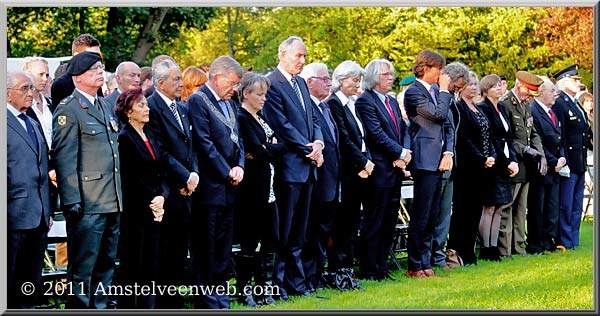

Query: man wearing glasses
left=52, top=51, right=122, bottom=309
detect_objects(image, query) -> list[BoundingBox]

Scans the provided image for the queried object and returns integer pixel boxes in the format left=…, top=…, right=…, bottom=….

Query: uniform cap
left=516, top=70, right=544, bottom=96
left=552, top=64, right=581, bottom=81
left=399, top=75, right=415, bottom=86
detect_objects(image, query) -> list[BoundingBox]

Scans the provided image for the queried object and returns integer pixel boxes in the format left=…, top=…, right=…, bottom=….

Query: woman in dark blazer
left=326, top=60, right=372, bottom=272
left=447, top=71, right=497, bottom=265
left=477, top=75, right=519, bottom=261
left=115, top=88, right=169, bottom=309
left=234, top=72, right=286, bottom=307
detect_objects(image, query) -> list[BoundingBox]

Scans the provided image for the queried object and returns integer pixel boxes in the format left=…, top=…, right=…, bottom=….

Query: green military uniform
left=52, top=89, right=122, bottom=308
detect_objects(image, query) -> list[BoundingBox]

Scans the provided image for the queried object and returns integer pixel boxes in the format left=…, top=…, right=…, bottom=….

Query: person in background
left=23, top=57, right=54, bottom=148
left=104, top=61, right=141, bottom=108
left=397, top=74, right=415, bottom=124
left=7, top=70, right=52, bottom=309
left=140, top=66, right=154, bottom=97
left=103, top=72, right=117, bottom=98
left=499, top=74, right=508, bottom=96
left=578, top=92, right=594, bottom=133
left=115, top=88, right=167, bottom=309
left=181, top=66, right=208, bottom=103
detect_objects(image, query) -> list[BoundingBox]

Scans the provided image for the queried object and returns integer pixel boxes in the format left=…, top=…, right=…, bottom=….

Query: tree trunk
left=132, top=7, right=169, bottom=64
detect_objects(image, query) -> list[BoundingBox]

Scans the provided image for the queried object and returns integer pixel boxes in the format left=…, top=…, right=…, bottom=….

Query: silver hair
left=538, top=76, right=555, bottom=93
left=7, top=70, right=33, bottom=89
left=239, top=72, right=271, bottom=102
left=152, top=60, right=180, bottom=86
left=362, top=58, right=394, bottom=90
left=299, top=62, right=328, bottom=80
left=278, top=36, right=304, bottom=62
left=444, top=62, right=469, bottom=83
left=331, top=60, right=364, bottom=93
left=116, top=61, right=139, bottom=76
left=208, top=55, right=243, bottom=81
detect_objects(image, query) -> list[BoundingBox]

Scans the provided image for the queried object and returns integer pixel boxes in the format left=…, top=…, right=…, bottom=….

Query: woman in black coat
left=477, top=75, right=519, bottom=261
left=234, top=73, right=286, bottom=306
left=115, top=88, right=169, bottom=309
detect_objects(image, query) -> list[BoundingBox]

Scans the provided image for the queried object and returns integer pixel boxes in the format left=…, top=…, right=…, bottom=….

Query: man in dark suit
left=498, top=71, right=547, bottom=258
left=7, top=70, right=52, bottom=309
left=262, top=36, right=324, bottom=298
left=51, top=34, right=102, bottom=108
left=299, top=62, right=339, bottom=292
left=144, top=59, right=198, bottom=308
left=528, top=78, right=567, bottom=254
left=52, top=52, right=122, bottom=309
left=186, top=56, right=245, bottom=309
left=103, top=61, right=141, bottom=108
left=551, top=64, right=593, bottom=250
left=403, top=50, right=451, bottom=277
left=355, top=58, right=410, bottom=281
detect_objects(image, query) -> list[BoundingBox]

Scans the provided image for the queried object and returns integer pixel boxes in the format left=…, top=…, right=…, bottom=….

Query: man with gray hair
left=262, top=36, right=324, bottom=299
left=355, top=58, right=410, bottom=281
left=430, top=61, right=468, bottom=269
left=187, top=55, right=245, bottom=309
left=103, top=61, right=141, bottom=108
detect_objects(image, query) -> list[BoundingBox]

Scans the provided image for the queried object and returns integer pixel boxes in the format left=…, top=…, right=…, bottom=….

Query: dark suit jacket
left=118, top=123, right=169, bottom=220
left=530, top=99, right=564, bottom=184
left=552, top=91, right=592, bottom=173
left=145, top=90, right=198, bottom=191
left=356, top=89, right=409, bottom=188
left=262, top=68, right=324, bottom=183
left=455, top=99, right=497, bottom=170
left=104, top=89, right=120, bottom=109
left=187, top=84, right=245, bottom=206
left=404, top=80, right=453, bottom=171
left=236, top=108, right=287, bottom=209
left=312, top=100, right=340, bottom=202
left=479, top=97, right=518, bottom=176
left=7, top=110, right=51, bottom=230
left=499, top=90, right=545, bottom=182
left=327, top=93, right=371, bottom=180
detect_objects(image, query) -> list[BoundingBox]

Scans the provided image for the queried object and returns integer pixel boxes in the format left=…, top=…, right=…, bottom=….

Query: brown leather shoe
left=405, top=270, right=426, bottom=278
left=423, top=269, right=436, bottom=277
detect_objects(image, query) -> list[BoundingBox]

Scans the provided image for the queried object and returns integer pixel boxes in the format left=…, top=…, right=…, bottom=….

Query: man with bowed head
left=52, top=51, right=121, bottom=309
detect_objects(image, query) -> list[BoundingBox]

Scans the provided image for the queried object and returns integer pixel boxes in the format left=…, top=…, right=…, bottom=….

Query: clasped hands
left=149, top=195, right=165, bottom=222
left=179, top=172, right=199, bottom=196
left=306, top=142, right=324, bottom=167
left=392, top=150, right=412, bottom=169
left=228, top=166, right=244, bottom=185
left=555, top=157, right=567, bottom=173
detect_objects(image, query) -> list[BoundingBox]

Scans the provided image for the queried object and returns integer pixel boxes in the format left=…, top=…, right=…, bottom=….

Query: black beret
left=67, top=52, right=102, bottom=76
left=552, top=64, right=581, bottom=81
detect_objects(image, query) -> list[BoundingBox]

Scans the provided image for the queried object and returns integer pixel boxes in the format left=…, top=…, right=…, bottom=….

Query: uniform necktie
left=291, top=76, right=305, bottom=112
left=319, top=101, right=336, bottom=144
left=218, top=100, right=230, bottom=120
left=429, top=86, right=438, bottom=105
left=384, top=96, right=399, bottom=134
left=170, top=102, right=184, bottom=131
left=95, top=98, right=105, bottom=117
left=18, top=113, right=38, bottom=148
left=548, top=108, right=557, bottom=126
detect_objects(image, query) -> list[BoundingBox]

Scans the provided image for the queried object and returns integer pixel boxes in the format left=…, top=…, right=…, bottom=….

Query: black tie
left=291, top=76, right=305, bottom=112
left=18, top=113, right=38, bottom=148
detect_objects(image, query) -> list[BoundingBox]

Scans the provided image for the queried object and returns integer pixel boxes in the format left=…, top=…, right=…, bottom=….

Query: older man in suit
left=187, top=55, right=245, bottom=309
left=144, top=59, right=198, bottom=308
left=356, top=58, right=410, bottom=281
left=52, top=52, right=121, bottom=309
left=403, top=50, right=451, bottom=277
left=7, top=70, right=52, bottom=309
left=262, top=36, right=324, bottom=299
left=103, top=61, right=141, bottom=108
left=551, top=64, right=593, bottom=250
left=528, top=78, right=567, bottom=254
left=299, top=62, right=339, bottom=292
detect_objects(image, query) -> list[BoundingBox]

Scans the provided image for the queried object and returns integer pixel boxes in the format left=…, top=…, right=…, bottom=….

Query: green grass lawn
left=240, top=220, right=595, bottom=311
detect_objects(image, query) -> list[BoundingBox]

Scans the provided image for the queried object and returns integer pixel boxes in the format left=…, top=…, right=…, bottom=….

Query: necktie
left=384, top=96, right=399, bottom=134
left=18, top=113, right=38, bottom=148
left=218, top=100, right=230, bottom=120
left=169, top=102, right=184, bottom=131
left=95, top=98, right=105, bottom=117
left=548, top=108, right=557, bottom=126
left=319, top=102, right=336, bottom=144
left=429, top=86, right=438, bottom=105
left=291, top=77, right=305, bottom=112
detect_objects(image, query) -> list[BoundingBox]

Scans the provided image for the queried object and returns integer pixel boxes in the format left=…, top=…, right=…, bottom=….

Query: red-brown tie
left=385, top=96, right=399, bottom=134
left=548, top=109, right=557, bottom=126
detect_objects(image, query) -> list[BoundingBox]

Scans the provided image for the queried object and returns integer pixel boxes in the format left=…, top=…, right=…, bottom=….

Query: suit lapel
left=155, top=93, right=185, bottom=136
left=370, top=90, right=398, bottom=136
left=7, top=110, right=38, bottom=154
left=534, top=101, right=560, bottom=133
left=415, top=81, right=435, bottom=104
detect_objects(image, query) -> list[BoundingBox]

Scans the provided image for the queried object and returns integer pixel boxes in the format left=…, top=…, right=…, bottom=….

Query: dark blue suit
left=528, top=99, right=565, bottom=254
left=7, top=109, right=51, bottom=308
left=404, top=80, right=452, bottom=272
left=145, top=91, right=197, bottom=308
left=552, top=91, right=593, bottom=248
left=262, top=68, right=323, bottom=296
left=356, top=89, right=409, bottom=279
left=187, top=84, right=245, bottom=309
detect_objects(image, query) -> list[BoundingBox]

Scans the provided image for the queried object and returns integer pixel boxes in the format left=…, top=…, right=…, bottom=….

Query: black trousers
left=302, top=196, right=337, bottom=290
left=527, top=180, right=560, bottom=254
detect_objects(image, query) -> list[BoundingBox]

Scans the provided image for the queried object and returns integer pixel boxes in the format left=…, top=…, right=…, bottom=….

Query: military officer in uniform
left=551, top=64, right=593, bottom=250
left=498, top=71, right=547, bottom=257
left=52, top=51, right=122, bottom=309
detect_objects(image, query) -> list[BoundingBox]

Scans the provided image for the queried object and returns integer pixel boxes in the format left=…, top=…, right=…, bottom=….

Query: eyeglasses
left=8, top=85, right=35, bottom=93
left=311, top=76, right=331, bottom=82
left=88, top=64, right=105, bottom=72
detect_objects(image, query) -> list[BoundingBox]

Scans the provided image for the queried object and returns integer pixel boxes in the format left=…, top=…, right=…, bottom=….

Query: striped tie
left=291, top=76, right=305, bottom=112
left=170, top=102, right=184, bottom=131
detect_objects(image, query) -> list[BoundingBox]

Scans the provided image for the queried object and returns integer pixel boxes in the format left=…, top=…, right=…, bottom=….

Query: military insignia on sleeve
left=58, top=115, right=67, bottom=126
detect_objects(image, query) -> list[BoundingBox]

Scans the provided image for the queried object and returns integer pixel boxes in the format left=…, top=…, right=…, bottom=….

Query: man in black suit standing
left=551, top=64, right=593, bottom=250
left=103, top=61, right=141, bottom=108
left=7, top=70, right=52, bottom=309
left=299, top=62, right=339, bottom=292
left=355, top=58, right=410, bottom=281
left=187, top=56, right=245, bottom=309
left=528, top=78, right=567, bottom=254
left=262, top=36, right=324, bottom=299
left=403, top=50, right=451, bottom=277
left=145, top=59, right=199, bottom=308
